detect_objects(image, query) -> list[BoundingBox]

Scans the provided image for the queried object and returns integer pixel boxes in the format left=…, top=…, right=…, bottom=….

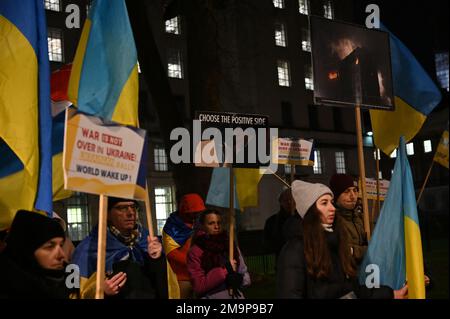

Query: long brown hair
left=302, top=205, right=356, bottom=279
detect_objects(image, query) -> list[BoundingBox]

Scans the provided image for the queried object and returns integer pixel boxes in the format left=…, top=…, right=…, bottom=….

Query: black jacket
left=0, top=253, right=72, bottom=299
left=276, top=229, right=393, bottom=299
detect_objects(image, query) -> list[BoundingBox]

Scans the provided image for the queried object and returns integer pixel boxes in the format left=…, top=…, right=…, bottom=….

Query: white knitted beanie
left=291, top=180, right=333, bottom=218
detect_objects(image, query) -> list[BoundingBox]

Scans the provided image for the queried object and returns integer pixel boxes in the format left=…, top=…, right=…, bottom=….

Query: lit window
left=47, top=28, right=63, bottom=62
left=277, top=60, right=291, bottom=87
left=275, top=23, right=287, bottom=47
left=435, top=53, right=449, bottom=91
left=167, top=49, right=183, bottom=79
left=155, top=187, right=175, bottom=235
left=299, top=0, right=309, bottom=15
left=154, top=146, right=168, bottom=171
left=305, top=65, right=314, bottom=90
left=273, top=0, right=285, bottom=9
left=285, top=164, right=296, bottom=175
left=301, top=28, right=311, bottom=52
left=390, top=149, right=397, bottom=158
left=406, top=142, right=414, bottom=156
left=165, top=16, right=181, bottom=35
left=424, top=140, right=432, bottom=153
left=86, top=2, right=92, bottom=16
left=66, top=193, right=90, bottom=241
left=373, top=149, right=381, bottom=160
left=335, top=151, right=346, bottom=174
left=323, top=0, right=334, bottom=19
left=313, top=150, right=322, bottom=174
left=44, top=0, right=61, bottom=12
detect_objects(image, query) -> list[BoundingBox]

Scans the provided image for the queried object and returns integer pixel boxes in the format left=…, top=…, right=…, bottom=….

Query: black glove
left=225, top=261, right=243, bottom=298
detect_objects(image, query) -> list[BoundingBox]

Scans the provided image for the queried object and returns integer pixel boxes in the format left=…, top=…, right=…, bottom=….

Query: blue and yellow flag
left=433, top=130, right=449, bottom=169
left=359, top=136, right=425, bottom=299
left=206, top=168, right=241, bottom=210
left=68, top=0, right=138, bottom=127
left=370, top=24, right=442, bottom=156
left=0, top=0, right=52, bottom=229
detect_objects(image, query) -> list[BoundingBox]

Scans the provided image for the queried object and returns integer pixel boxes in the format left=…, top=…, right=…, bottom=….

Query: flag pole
left=417, top=161, right=434, bottom=205
left=95, top=194, right=108, bottom=299
left=355, top=106, right=371, bottom=240
left=267, top=168, right=291, bottom=188
left=374, top=148, right=381, bottom=231
left=290, top=164, right=295, bottom=184
left=228, top=167, right=235, bottom=297
left=144, top=181, right=155, bottom=238
left=228, top=167, right=235, bottom=267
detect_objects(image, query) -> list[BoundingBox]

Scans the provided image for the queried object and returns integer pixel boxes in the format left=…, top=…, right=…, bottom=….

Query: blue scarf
left=72, top=224, right=149, bottom=278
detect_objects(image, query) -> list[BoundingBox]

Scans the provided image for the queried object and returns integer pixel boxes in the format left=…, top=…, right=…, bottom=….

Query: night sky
left=352, top=0, right=449, bottom=77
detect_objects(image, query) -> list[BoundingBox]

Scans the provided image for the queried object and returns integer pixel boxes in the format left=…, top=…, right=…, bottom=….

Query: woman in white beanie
left=276, top=180, right=408, bottom=299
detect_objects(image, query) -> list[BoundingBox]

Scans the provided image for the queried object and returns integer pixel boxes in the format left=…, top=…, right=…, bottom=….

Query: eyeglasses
left=112, top=204, right=139, bottom=213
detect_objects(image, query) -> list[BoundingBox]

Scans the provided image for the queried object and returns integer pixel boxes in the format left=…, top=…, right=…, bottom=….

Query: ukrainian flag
left=359, top=136, right=425, bottom=299
left=370, top=24, right=442, bottom=156
left=68, top=0, right=138, bottom=127
left=206, top=167, right=263, bottom=209
left=433, top=130, right=449, bottom=169
left=0, top=0, right=53, bottom=229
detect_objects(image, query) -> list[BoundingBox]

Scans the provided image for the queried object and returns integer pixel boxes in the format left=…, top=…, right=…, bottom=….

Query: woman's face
left=315, top=194, right=336, bottom=224
left=34, top=237, right=66, bottom=270
left=203, top=213, right=222, bottom=235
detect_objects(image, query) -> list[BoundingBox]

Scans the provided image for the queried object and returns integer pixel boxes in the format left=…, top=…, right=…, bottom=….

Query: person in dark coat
left=276, top=180, right=408, bottom=299
left=72, top=197, right=167, bottom=299
left=0, top=210, right=72, bottom=298
left=263, top=188, right=295, bottom=260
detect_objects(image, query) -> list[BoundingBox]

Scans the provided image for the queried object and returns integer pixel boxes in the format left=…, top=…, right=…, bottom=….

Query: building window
left=155, top=187, right=175, bottom=235
left=299, top=0, right=309, bottom=15
left=66, top=193, right=89, bottom=241
left=335, top=151, right=346, bottom=174
left=273, top=0, right=285, bottom=9
left=277, top=60, right=291, bottom=87
left=424, top=140, right=433, bottom=153
left=165, top=16, right=181, bottom=35
left=435, top=52, right=449, bottom=91
left=44, top=0, right=61, bottom=12
left=167, top=49, right=183, bottom=79
left=305, top=65, right=314, bottom=90
left=275, top=23, right=287, bottom=47
left=154, top=146, right=168, bottom=171
left=313, top=150, right=322, bottom=174
left=137, top=61, right=141, bottom=74
left=323, top=0, right=334, bottom=19
left=406, top=142, right=415, bottom=156
left=390, top=149, right=397, bottom=158
left=47, top=28, right=63, bottom=62
left=373, top=149, right=381, bottom=160
left=285, top=164, right=296, bottom=175
left=86, top=2, right=92, bottom=16
left=281, top=102, right=293, bottom=126
left=301, top=28, right=311, bottom=52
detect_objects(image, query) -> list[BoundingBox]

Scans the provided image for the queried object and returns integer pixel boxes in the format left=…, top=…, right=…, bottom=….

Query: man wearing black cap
left=329, top=174, right=367, bottom=266
left=72, top=197, right=167, bottom=299
left=0, top=210, right=71, bottom=298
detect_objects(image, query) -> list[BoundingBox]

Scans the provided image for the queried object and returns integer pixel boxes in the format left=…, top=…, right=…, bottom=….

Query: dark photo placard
left=311, top=16, right=394, bottom=110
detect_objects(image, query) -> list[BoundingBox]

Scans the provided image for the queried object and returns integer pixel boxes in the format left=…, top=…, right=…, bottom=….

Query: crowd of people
left=0, top=174, right=431, bottom=299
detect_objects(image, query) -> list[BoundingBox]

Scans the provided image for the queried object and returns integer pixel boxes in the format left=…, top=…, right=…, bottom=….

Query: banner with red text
left=272, top=138, right=315, bottom=166
left=63, top=109, right=147, bottom=200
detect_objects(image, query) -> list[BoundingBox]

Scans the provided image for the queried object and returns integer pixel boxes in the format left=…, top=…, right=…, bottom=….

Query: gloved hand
left=225, top=261, right=243, bottom=298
